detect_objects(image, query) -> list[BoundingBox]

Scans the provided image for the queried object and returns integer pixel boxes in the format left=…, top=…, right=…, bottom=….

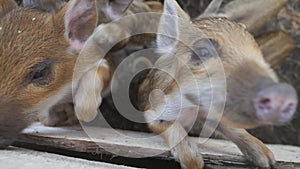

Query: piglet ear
left=23, top=0, right=65, bottom=13
left=156, top=0, right=190, bottom=54
left=98, top=0, right=133, bottom=21
left=0, top=0, right=17, bottom=19
left=63, top=0, right=98, bottom=53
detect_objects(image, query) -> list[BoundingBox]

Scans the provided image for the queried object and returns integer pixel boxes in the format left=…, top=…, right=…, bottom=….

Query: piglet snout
left=0, top=99, right=28, bottom=149
left=254, top=83, right=298, bottom=124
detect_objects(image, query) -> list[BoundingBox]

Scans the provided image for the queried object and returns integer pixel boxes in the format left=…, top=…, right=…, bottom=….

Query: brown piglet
left=0, top=0, right=104, bottom=148
left=136, top=0, right=298, bottom=168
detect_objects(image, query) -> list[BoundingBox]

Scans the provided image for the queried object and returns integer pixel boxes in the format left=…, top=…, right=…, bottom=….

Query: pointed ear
left=0, top=0, right=17, bottom=18
left=23, top=0, right=65, bottom=13
left=98, top=0, right=133, bottom=21
left=61, top=0, right=98, bottom=53
left=156, top=0, right=190, bottom=53
left=201, top=0, right=223, bottom=16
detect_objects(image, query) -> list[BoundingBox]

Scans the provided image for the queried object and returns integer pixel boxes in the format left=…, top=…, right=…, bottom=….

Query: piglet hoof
left=58, top=104, right=79, bottom=126
left=172, top=142, right=204, bottom=169
left=244, top=144, right=276, bottom=169
left=183, top=159, right=204, bottom=169
left=185, top=150, right=204, bottom=169
left=40, top=103, right=78, bottom=127
left=74, top=98, right=101, bottom=123
left=178, top=154, right=204, bottom=169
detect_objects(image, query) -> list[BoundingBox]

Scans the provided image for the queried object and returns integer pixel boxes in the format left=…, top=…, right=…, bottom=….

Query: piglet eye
left=191, top=47, right=210, bottom=61
left=28, top=60, right=54, bottom=86
left=33, top=67, right=50, bottom=80
left=199, top=47, right=209, bottom=57
left=191, top=52, right=199, bottom=61
left=191, top=39, right=219, bottom=61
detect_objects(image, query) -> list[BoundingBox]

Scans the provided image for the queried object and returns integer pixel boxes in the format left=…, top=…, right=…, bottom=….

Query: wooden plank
left=0, top=147, right=141, bottom=169
left=16, top=122, right=300, bottom=168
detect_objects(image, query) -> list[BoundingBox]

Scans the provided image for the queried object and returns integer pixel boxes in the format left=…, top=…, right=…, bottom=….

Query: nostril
left=282, top=103, right=295, bottom=115
left=258, top=98, right=272, bottom=112
left=254, top=82, right=297, bottom=124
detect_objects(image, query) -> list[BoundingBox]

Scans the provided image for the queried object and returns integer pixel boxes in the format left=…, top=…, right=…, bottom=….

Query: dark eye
left=33, top=67, right=50, bottom=81
left=191, top=39, right=219, bottom=61
left=191, top=47, right=210, bottom=61
left=199, top=47, right=210, bottom=57
left=28, top=60, right=54, bottom=86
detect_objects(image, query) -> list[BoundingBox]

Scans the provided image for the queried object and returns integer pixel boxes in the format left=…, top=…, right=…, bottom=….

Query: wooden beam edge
left=15, top=122, right=300, bottom=167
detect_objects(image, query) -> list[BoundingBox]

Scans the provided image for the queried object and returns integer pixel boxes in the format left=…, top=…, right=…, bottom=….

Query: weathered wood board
left=14, top=122, right=300, bottom=169
left=0, top=147, right=142, bottom=169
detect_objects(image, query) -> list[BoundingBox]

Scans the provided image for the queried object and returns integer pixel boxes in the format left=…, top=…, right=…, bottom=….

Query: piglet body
left=136, top=0, right=298, bottom=168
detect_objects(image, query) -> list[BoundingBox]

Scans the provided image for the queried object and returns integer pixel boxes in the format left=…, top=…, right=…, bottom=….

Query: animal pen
left=0, top=0, right=300, bottom=169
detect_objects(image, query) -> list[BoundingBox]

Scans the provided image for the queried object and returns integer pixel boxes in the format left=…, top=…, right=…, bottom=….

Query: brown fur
left=149, top=121, right=204, bottom=169
left=97, top=60, right=114, bottom=91
left=0, top=0, right=99, bottom=147
left=0, top=0, right=162, bottom=148
left=22, top=0, right=66, bottom=13
left=0, top=7, right=75, bottom=108
left=0, top=97, right=35, bottom=148
left=137, top=0, right=297, bottom=168
left=0, top=0, right=16, bottom=18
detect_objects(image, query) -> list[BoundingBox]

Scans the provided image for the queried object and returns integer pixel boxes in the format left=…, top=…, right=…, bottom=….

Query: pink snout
left=254, top=83, right=298, bottom=124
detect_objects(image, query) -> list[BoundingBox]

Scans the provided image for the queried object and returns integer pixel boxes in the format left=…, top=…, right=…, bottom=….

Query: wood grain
left=14, top=122, right=300, bottom=168
left=0, top=147, right=142, bottom=169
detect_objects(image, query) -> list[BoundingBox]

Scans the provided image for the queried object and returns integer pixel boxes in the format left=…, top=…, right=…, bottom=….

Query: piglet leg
left=74, top=59, right=112, bottom=122
left=218, top=125, right=276, bottom=168
left=147, top=118, right=204, bottom=169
